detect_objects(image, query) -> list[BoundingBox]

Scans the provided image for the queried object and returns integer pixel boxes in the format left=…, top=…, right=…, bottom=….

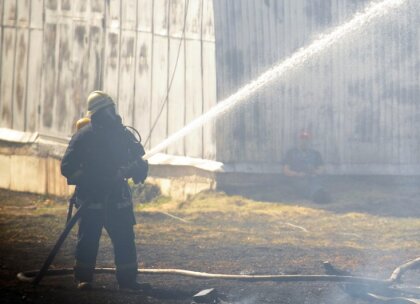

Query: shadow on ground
left=221, top=175, right=420, bottom=218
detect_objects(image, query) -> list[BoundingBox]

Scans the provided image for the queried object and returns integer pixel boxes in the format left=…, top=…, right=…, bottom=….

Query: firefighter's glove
left=119, top=159, right=148, bottom=184
left=131, top=158, right=149, bottom=184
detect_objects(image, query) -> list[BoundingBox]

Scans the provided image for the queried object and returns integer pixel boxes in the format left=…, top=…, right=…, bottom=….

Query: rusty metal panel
left=137, top=0, right=153, bottom=32
left=3, top=0, right=17, bottom=26
left=12, top=29, right=29, bottom=130
left=0, top=28, right=15, bottom=128
left=202, top=41, right=217, bottom=160
left=167, top=36, right=185, bottom=156
left=150, top=35, right=168, bottom=149
left=118, top=30, right=136, bottom=125
left=185, top=39, right=202, bottom=158
left=134, top=32, right=152, bottom=148
left=25, top=29, right=43, bottom=132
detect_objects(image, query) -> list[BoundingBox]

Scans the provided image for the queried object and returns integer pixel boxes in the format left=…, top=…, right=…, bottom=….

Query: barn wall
left=0, top=0, right=217, bottom=159
left=213, top=0, right=420, bottom=174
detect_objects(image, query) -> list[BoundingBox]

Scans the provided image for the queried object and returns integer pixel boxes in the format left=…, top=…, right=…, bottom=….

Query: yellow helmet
left=87, top=91, right=114, bottom=115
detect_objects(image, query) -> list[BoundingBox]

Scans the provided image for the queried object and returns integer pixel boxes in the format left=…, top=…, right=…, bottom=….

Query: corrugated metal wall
left=0, top=0, right=217, bottom=159
left=213, top=0, right=420, bottom=174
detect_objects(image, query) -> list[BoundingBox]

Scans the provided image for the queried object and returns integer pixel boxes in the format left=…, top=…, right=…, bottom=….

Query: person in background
left=283, top=130, right=330, bottom=204
left=61, top=91, right=148, bottom=291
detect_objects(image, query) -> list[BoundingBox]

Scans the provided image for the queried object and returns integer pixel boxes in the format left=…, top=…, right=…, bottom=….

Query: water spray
left=144, top=0, right=406, bottom=159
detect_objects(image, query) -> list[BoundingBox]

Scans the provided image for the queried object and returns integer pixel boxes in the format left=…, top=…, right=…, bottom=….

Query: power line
left=144, top=0, right=190, bottom=147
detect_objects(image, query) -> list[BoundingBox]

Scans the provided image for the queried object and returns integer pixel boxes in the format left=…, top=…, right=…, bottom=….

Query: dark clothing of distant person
left=283, top=148, right=323, bottom=175
left=283, top=147, right=329, bottom=203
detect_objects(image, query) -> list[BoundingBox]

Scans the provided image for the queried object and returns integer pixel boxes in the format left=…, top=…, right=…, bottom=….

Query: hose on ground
left=17, top=257, right=420, bottom=286
left=16, top=267, right=390, bottom=285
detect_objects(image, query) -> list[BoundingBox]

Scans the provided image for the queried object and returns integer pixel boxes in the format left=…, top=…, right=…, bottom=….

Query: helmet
left=299, top=130, right=312, bottom=140
left=87, top=91, right=115, bottom=115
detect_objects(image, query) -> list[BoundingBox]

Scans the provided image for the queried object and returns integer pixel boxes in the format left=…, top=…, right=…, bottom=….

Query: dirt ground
left=0, top=179, right=419, bottom=304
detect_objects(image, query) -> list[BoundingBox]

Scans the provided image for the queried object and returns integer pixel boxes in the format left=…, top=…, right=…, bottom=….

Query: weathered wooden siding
left=0, top=0, right=217, bottom=159
left=213, top=0, right=420, bottom=174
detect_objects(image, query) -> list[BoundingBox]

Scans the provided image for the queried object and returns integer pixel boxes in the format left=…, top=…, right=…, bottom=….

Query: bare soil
left=0, top=180, right=419, bottom=304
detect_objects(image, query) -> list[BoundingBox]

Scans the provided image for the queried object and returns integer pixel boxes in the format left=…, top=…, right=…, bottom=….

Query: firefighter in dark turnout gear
left=61, top=91, right=148, bottom=290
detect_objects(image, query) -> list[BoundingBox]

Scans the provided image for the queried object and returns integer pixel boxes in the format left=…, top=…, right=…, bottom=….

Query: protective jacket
left=61, top=121, right=147, bottom=209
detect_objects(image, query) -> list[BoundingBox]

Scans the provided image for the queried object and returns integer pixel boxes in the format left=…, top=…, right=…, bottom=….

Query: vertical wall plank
left=185, top=39, right=202, bottom=157
left=169, top=0, right=185, bottom=38
left=72, top=23, right=90, bottom=122
left=202, top=41, right=216, bottom=159
left=40, top=23, right=57, bottom=131
left=134, top=32, right=152, bottom=145
left=0, top=0, right=4, bottom=26
left=87, top=25, right=103, bottom=91
left=150, top=35, right=168, bottom=148
left=0, top=28, right=16, bottom=128
left=55, top=22, right=73, bottom=134
left=153, top=0, right=168, bottom=36
left=25, top=30, right=43, bottom=132
left=30, top=0, right=44, bottom=29
left=121, top=0, right=137, bottom=30
left=118, top=30, right=136, bottom=125
left=103, top=0, right=121, bottom=100
left=167, top=36, right=185, bottom=156
left=12, top=29, right=29, bottom=130
left=3, top=0, right=17, bottom=27
left=91, top=0, right=104, bottom=13
left=166, top=0, right=186, bottom=156
left=202, top=0, right=215, bottom=42
left=137, top=0, right=153, bottom=32
left=185, top=0, right=201, bottom=40
left=17, top=0, right=30, bottom=27
left=201, top=0, right=216, bottom=160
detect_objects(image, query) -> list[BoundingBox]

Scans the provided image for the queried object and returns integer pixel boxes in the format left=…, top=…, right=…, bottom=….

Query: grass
left=135, top=190, right=420, bottom=253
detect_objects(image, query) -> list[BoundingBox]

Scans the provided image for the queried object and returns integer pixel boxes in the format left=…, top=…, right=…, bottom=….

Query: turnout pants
left=74, top=206, right=137, bottom=285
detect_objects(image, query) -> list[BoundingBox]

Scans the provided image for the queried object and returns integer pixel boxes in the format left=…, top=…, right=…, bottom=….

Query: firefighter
left=283, top=130, right=330, bottom=204
left=61, top=91, right=148, bottom=290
